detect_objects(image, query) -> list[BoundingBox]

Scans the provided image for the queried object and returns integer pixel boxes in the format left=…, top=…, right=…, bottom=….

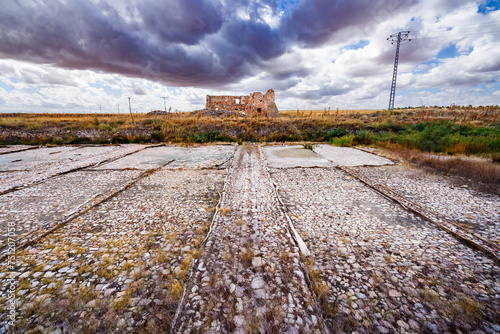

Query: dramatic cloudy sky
left=0, top=0, right=499, bottom=113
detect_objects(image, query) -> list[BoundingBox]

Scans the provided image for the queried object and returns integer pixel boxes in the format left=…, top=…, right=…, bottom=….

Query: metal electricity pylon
left=387, top=31, right=411, bottom=110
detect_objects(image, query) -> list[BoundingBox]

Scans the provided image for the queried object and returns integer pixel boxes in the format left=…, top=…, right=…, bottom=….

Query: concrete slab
left=94, top=146, right=186, bottom=169
left=0, top=146, right=126, bottom=171
left=313, top=145, right=394, bottom=166
left=95, top=145, right=236, bottom=170
left=263, top=145, right=333, bottom=168
left=0, top=145, right=35, bottom=155
left=166, top=145, right=236, bottom=169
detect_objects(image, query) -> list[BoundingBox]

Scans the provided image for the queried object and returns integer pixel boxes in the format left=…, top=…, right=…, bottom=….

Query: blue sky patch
left=436, top=44, right=458, bottom=59
left=436, top=44, right=473, bottom=59
left=0, top=80, right=15, bottom=93
left=280, top=0, right=300, bottom=15
left=343, top=40, right=370, bottom=51
left=477, top=0, right=500, bottom=14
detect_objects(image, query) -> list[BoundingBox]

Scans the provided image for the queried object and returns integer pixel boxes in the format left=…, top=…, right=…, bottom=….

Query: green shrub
left=353, top=130, right=372, bottom=145
left=326, top=128, right=349, bottom=139
left=330, top=135, right=354, bottom=147
left=99, top=124, right=113, bottom=132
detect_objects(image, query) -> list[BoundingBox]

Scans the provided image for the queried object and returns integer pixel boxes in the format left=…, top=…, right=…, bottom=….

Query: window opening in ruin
left=235, top=98, right=240, bottom=104
left=257, top=108, right=262, bottom=113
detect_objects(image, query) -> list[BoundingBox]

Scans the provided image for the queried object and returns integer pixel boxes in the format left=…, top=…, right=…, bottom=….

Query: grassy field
left=1, top=107, right=499, bottom=187
left=2, top=107, right=498, bottom=153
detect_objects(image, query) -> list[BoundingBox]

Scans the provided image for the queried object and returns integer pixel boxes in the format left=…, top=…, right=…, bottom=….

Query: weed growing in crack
left=219, top=207, right=231, bottom=215
left=241, top=248, right=255, bottom=268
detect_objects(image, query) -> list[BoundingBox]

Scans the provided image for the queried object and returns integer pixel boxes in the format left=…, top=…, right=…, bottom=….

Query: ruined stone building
left=205, top=89, right=279, bottom=117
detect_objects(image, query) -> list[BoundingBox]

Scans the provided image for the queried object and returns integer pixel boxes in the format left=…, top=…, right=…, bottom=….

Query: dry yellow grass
left=280, top=109, right=379, bottom=117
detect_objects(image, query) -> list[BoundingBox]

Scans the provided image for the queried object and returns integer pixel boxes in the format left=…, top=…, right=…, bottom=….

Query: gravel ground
left=313, top=145, right=394, bottom=166
left=272, top=167, right=500, bottom=333
left=0, top=146, right=121, bottom=172
left=93, top=145, right=236, bottom=170
left=0, top=146, right=37, bottom=155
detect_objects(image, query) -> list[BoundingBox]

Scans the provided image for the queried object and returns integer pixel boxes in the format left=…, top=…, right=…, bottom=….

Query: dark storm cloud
left=281, top=0, right=419, bottom=47
left=0, top=0, right=421, bottom=89
left=136, top=0, right=223, bottom=45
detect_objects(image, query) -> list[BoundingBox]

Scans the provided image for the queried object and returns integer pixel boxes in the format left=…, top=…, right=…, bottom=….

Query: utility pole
left=128, top=97, right=132, bottom=114
left=387, top=31, right=411, bottom=110
left=163, top=97, right=167, bottom=112
left=117, top=104, right=120, bottom=113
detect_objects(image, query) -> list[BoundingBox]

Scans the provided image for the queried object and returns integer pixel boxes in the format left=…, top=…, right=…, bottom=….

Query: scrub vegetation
left=1, top=106, right=498, bottom=186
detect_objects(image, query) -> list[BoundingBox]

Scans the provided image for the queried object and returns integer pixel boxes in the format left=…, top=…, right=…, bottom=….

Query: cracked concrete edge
left=0, top=159, right=175, bottom=263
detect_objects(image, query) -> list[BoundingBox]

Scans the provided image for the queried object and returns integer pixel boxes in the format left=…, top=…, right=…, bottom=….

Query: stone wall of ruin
left=206, top=89, right=279, bottom=116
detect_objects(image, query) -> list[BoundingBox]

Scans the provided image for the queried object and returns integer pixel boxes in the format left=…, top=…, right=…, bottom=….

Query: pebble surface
left=174, top=144, right=324, bottom=333
left=0, top=145, right=232, bottom=333
left=272, top=166, right=500, bottom=333
left=351, top=164, right=500, bottom=246
left=1, top=144, right=499, bottom=333
left=0, top=169, right=142, bottom=252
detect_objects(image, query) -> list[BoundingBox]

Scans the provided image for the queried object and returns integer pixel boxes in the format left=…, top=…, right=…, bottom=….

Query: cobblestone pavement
left=0, top=170, right=142, bottom=252
left=272, top=167, right=500, bottom=333
left=0, top=146, right=230, bottom=333
left=1, top=144, right=499, bottom=333
left=93, top=145, right=235, bottom=170
left=174, top=144, right=324, bottom=333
